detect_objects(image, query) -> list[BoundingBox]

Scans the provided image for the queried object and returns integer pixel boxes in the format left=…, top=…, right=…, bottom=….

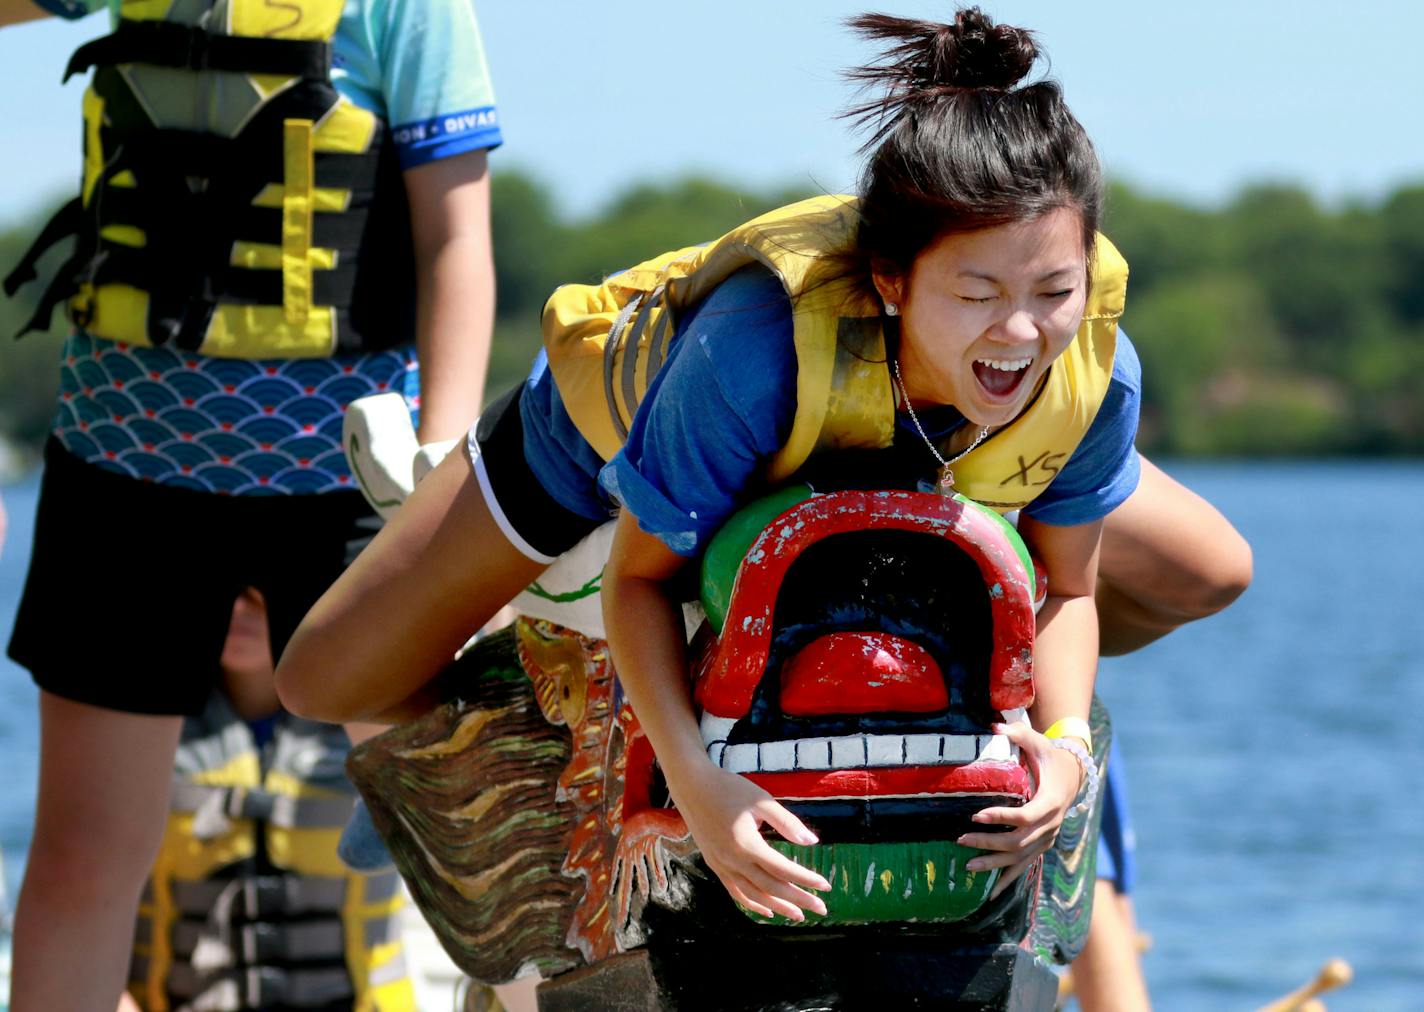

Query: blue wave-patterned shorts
left=52, top=332, right=420, bottom=495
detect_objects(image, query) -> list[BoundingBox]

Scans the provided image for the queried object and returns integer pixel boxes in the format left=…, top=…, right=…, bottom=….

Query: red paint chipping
left=695, top=492, right=1038, bottom=716
left=781, top=632, right=947, bottom=715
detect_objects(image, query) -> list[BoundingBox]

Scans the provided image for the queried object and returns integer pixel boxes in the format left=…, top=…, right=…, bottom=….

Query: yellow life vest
left=542, top=195, right=1128, bottom=512
left=4, top=0, right=414, bottom=359
left=128, top=694, right=414, bottom=1012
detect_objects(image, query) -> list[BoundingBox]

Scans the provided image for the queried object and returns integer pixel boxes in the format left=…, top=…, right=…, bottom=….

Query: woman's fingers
left=750, top=801, right=832, bottom=892
left=955, top=721, right=1088, bottom=878
left=960, top=817, right=1055, bottom=856
left=702, top=803, right=831, bottom=919
left=675, top=770, right=833, bottom=918
left=965, top=829, right=1054, bottom=869
left=740, top=862, right=829, bottom=917
left=722, top=870, right=813, bottom=921
left=751, top=841, right=833, bottom=893
left=721, top=876, right=776, bottom=920
left=757, top=796, right=819, bottom=847
left=987, top=848, right=1044, bottom=901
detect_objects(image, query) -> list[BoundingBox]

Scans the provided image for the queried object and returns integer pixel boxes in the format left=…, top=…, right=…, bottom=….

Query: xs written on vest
left=542, top=195, right=1129, bottom=512
left=130, top=694, right=414, bottom=1012
left=5, top=0, right=415, bottom=359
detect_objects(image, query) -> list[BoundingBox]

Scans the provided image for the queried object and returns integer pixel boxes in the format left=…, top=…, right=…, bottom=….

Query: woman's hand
left=668, top=763, right=831, bottom=921
left=956, top=721, right=1085, bottom=899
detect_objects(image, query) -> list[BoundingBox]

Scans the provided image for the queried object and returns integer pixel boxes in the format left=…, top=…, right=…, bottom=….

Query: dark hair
left=843, top=7, right=1101, bottom=285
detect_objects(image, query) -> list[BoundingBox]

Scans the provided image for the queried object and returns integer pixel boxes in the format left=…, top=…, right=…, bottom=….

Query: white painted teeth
left=705, top=732, right=1017, bottom=774
left=976, top=357, right=1031, bottom=372
left=699, top=714, right=737, bottom=748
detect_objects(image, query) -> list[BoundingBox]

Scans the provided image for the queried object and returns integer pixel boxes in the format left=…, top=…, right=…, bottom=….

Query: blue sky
left=0, top=1, right=1420, bottom=228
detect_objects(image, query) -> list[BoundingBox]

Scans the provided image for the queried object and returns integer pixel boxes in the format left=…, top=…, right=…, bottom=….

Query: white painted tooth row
left=699, top=714, right=737, bottom=749
left=702, top=709, right=1027, bottom=748
left=705, top=732, right=1015, bottom=774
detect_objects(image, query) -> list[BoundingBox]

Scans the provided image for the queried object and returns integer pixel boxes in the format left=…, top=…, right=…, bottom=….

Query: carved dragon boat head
left=626, top=486, right=1043, bottom=927
left=349, top=487, right=1054, bottom=995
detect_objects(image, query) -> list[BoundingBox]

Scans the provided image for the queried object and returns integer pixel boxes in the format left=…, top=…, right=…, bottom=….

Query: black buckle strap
left=8, top=237, right=106, bottom=340
left=3, top=196, right=83, bottom=298
left=65, top=20, right=331, bottom=83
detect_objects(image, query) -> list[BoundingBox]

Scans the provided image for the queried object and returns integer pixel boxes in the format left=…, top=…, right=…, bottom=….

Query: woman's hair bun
left=846, top=7, right=1038, bottom=95
left=844, top=6, right=1102, bottom=284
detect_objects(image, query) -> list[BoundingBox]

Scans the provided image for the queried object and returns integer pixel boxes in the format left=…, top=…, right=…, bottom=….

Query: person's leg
left=10, top=692, right=183, bottom=1012
left=1096, top=455, right=1253, bottom=656
left=1074, top=882, right=1151, bottom=1012
left=276, top=445, right=549, bottom=723
left=6, top=445, right=238, bottom=1011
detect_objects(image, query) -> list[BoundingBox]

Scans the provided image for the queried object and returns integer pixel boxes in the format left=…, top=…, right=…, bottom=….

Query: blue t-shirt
left=35, top=0, right=502, bottom=494
left=526, top=267, right=1141, bottom=556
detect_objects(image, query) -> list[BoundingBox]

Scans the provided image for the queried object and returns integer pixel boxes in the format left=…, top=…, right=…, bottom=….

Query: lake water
left=1, top=460, right=1422, bottom=1009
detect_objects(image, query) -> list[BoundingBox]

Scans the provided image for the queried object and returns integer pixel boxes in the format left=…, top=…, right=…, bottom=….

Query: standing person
left=277, top=2, right=1248, bottom=933
left=121, top=588, right=418, bottom=1012
left=0, top=0, right=502, bottom=1007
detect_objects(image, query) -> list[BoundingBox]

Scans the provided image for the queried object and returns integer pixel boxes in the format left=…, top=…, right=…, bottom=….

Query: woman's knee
left=1191, top=528, right=1253, bottom=617
left=272, top=631, right=329, bottom=720
left=1101, top=456, right=1253, bottom=624
left=1100, top=536, right=1251, bottom=629
left=1166, top=524, right=1253, bottom=621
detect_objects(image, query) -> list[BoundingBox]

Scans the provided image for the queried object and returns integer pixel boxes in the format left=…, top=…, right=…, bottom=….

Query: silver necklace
left=892, top=358, right=991, bottom=493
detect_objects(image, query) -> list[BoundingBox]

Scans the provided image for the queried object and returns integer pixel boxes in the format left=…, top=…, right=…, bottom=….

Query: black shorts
left=469, top=384, right=605, bottom=563
left=7, top=438, right=380, bottom=716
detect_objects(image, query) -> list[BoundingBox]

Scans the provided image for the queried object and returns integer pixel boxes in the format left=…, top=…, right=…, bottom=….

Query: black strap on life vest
left=171, top=918, right=347, bottom=964
left=65, top=19, right=331, bottom=83
left=172, top=873, right=349, bottom=920
left=166, top=962, right=354, bottom=1009
left=2, top=196, right=82, bottom=299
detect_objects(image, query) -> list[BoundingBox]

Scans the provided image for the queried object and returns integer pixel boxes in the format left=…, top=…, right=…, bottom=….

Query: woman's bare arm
left=959, top=516, right=1102, bottom=894
left=602, top=509, right=830, bottom=920
left=404, top=148, right=496, bottom=444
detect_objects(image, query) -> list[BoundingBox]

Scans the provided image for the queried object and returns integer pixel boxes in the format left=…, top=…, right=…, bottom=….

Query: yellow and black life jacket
left=128, top=694, right=414, bottom=1012
left=542, top=195, right=1128, bottom=512
left=4, top=0, right=414, bottom=359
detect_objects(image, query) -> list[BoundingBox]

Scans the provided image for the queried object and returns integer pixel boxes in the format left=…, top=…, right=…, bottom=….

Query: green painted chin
left=757, top=840, right=999, bottom=926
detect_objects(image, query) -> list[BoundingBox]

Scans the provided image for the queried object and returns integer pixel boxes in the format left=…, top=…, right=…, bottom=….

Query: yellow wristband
left=1043, top=717, right=1093, bottom=756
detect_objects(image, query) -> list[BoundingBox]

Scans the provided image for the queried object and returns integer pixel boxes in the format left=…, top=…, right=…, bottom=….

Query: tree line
left=2, top=171, right=1421, bottom=469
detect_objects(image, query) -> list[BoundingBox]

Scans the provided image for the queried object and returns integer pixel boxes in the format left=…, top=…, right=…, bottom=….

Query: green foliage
left=2, top=172, right=1422, bottom=463
left=1104, top=178, right=1423, bottom=455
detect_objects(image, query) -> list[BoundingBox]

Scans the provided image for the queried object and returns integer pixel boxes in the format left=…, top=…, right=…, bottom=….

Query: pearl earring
left=884, top=302, right=899, bottom=317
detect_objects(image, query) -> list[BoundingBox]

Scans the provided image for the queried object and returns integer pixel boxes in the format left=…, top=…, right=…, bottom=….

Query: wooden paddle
left=1254, top=958, right=1353, bottom=1012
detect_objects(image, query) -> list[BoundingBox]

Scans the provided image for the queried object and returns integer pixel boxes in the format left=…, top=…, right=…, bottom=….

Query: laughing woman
left=278, top=7, right=1249, bottom=931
